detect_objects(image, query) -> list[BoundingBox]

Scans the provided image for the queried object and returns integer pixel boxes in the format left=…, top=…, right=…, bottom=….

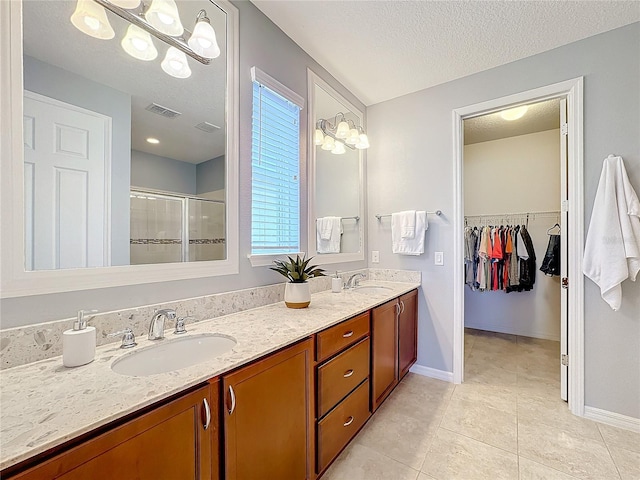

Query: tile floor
left=323, top=328, right=640, bottom=480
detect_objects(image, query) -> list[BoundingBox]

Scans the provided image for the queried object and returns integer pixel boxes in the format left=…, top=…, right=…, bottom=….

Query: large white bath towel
left=583, top=155, right=640, bottom=310
left=392, top=211, right=428, bottom=255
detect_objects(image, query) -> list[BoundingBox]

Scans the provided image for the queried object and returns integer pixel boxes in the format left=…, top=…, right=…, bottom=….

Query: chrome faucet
left=345, top=273, right=366, bottom=289
left=148, top=309, right=177, bottom=340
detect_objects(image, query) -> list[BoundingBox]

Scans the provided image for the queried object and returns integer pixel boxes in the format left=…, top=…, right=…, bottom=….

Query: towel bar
left=375, top=210, right=442, bottom=221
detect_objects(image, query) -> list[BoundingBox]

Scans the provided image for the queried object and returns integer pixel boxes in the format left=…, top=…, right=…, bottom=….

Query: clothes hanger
left=547, top=223, right=561, bottom=235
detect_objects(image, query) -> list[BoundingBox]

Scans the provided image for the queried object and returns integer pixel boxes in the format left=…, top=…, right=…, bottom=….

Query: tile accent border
left=0, top=268, right=415, bottom=370
left=584, top=406, right=640, bottom=433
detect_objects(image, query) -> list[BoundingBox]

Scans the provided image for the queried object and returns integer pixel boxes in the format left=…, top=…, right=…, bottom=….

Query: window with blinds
left=251, top=74, right=302, bottom=255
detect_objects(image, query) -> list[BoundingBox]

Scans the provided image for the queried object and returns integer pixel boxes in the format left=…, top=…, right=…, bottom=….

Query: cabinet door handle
left=343, top=416, right=354, bottom=427
left=395, top=303, right=401, bottom=317
left=400, top=300, right=405, bottom=314
left=342, top=330, right=354, bottom=338
left=228, top=385, right=236, bottom=415
left=202, top=398, right=211, bottom=430
left=343, top=369, right=354, bottom=378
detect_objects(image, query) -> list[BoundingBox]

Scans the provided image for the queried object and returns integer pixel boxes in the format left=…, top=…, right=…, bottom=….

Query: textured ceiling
left=23, top=0, right=228, bottom=164
left=252, top=1, right=640, bottom=106
left=464, top=98, right=560, bottom=145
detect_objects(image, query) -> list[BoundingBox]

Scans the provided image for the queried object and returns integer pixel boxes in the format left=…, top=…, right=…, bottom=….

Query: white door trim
left=452, top=77, right=585, bottom=417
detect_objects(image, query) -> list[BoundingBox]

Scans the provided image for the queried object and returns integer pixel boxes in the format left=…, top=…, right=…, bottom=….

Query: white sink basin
left=352, top=285, right=393, bottom=295
left=111, top=334, right=236, bottom=377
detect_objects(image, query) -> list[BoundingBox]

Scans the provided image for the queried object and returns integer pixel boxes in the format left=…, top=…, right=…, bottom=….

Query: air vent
left=145, top=103, right=181, bottom=119
left=195, top=121, right=221, bottom=133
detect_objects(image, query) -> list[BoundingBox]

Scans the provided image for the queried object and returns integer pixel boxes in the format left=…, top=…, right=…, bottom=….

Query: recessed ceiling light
left=146, top=137, right=160, bottom=144
left=500, top=105, right=529, bottom=121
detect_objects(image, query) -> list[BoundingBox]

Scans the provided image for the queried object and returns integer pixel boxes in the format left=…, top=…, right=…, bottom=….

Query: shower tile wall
left=130, top=194, right=182, bottom=265
left=188, top=198, right=225, bottom=262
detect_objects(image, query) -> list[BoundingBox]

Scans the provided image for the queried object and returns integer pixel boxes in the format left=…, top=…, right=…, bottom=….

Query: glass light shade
left=321, top=136, right=335, bottom=151
left=161, top=47, right=192, bottom=79
left=500, top=105, right=529, bottom=121
left=335, top=121, right=349, bottom=138
left=145, top=0, right=184, bottom=36
left=70, top=0, right=115, bottom=40
left=355, top=133, right=370, bottom=149
left=121, top=25, right=158, bottom=61
left=314, top=129, right=324, bottom=146
left=188, top=20, right=220, bottom=59
left=110, top=0, right=141, bottom=8
left=345, top=128, right=359, bottom=145
left=331, top=141, right=346, bottom=155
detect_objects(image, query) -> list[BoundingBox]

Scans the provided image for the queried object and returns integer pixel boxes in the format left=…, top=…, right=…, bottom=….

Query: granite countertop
left=0, top=281, right=419, bottom=471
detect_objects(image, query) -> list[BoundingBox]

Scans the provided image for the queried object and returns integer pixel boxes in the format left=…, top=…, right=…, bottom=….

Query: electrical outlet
left=371, top=250, right=380, bottom=263
left=434, top=251, right=444, bottom=266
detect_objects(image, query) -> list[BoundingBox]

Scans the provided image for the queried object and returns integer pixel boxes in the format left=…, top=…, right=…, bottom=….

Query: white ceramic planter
left=284, top=282, right=311, bottom=309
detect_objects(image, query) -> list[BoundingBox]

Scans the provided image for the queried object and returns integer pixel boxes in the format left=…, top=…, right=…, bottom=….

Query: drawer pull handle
left=228, top=385, right=236, bottom=415
left=343, top=416, right=354, bottom=427
left=343, top=369, right=354, bottom=378
left=343, top=330, right=354, bottom=338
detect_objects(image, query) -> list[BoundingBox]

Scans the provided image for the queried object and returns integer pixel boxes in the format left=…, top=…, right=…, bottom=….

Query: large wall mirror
left=0, top=0, right=239, bottom=297
left=307, top=69, right=365, bottom=264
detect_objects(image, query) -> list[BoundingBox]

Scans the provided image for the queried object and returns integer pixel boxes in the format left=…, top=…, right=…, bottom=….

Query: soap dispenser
left=63, top=310, right=98, bottom=368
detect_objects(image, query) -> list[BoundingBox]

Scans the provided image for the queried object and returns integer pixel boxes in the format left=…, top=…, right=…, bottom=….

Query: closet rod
left=464, top=210, right=560, bottom=218
left=375, top=210, right=442, bottom=221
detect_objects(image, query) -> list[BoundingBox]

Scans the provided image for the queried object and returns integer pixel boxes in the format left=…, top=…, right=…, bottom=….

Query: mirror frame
left=0, top=0, right=239, bottom=298
left=306, top=69, right=365, bottom=264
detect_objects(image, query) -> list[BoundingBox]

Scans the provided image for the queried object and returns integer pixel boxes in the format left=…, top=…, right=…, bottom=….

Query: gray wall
left=367, top=23, right=640, bottom=418
left=23, top=55, right=132, bottom=266
left=196, top=155, right=225, bottom=194
left=131, top=150, right=197, bottom=195
left=2, top=2, right=367, bottom=326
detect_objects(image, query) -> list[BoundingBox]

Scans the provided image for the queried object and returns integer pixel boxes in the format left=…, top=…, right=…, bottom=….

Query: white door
left=23, top=91, right=111, bottom=270
left=560, top=98, right=569, bottom=401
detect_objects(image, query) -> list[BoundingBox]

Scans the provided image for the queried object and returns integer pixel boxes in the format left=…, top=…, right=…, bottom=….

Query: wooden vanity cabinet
left=222, top=338, right=314, bottom=480
left=398, top=289, right=418, bottom=380
left=8, top=383, right=218, bottom=480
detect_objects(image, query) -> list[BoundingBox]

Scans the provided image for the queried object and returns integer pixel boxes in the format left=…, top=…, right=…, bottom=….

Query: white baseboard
left=410, top=364, right=454, bottom=383
left=584, top=406, right=640, bottom=433
left=464, top=322, right=560, bottom=342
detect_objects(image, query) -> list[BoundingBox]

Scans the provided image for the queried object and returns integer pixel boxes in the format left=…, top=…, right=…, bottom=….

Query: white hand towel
left=394, top=210, right=416, bottom=239
left=317, top=217, right=333, bottom=240
left=317, top=217, right=342, bottom=254
left=392, top=211, right=428, bottom=255
left=583, top=155, right=640, bottom=310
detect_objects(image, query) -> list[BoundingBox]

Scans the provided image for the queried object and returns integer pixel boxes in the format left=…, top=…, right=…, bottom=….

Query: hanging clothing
left=518, top=226, right=536, bottom=291
left=540, top=234, right=561, bottom=276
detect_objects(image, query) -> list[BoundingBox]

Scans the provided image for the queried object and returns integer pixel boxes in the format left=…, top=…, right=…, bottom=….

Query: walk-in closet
left=462, top=99, right=566, bottom=400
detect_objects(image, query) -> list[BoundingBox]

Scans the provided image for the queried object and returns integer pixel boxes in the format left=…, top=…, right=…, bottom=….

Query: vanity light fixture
left=316, top=112, right=370, bottom=154
left=187, top=10, right=221, bottom=59
left=121, top=24, right=158, bottom=60
left=72, top=0, right=222, bottom=80
left=500, top=105, right=529, bottom=121
left=161, top=47, right=192, bottom=78
left=70, top=0, right=115, bottom=39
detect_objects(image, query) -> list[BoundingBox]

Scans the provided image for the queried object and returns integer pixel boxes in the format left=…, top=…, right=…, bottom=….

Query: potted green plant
left=271, top=254, right=325, bottom=308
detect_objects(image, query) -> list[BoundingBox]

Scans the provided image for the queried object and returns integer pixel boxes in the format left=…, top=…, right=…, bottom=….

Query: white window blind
left=251, top=70, right=302, bottom=255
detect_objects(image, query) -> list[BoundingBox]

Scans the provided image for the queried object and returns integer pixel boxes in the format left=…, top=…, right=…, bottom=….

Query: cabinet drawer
left=317, top=337, right=370, bottom=418
left=316, top=312, right=370, bottom=362
left=317, top=379, right=370, bottom=474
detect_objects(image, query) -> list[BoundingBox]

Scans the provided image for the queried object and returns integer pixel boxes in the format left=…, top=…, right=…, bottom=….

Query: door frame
left=451, top=77, right=585, bottom=416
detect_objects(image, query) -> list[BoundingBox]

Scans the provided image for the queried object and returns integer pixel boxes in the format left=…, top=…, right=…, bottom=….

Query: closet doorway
left=463, top=97, right=565, bottom=400
left=452, top=78, right=585, bottom=416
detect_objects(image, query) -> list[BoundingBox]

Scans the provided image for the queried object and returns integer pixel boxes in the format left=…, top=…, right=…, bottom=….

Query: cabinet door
left=398, top=289, right=418, bottom=380
left=11, top=385, right=215, bottom=480
left=223, top=338, right=314, bottom=480
left=371, top=299, right=398, bottom=411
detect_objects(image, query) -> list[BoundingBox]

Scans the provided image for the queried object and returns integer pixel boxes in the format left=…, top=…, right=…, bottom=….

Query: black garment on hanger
left=540, top=234, right=561, bottom=276
left=518, top=226, right=537, bottom=291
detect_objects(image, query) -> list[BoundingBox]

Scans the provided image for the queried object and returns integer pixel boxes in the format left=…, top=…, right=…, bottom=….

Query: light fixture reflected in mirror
left=188, top=10, right=221, bottom=59
left=161, top=47, right=192, bottom=78
left=316, top=112, right=370, bottom=154
left=121, top=24, right=158, bottom=60
left=110, top=0, right=141, bottom=8
left=70, top=0, right=115, bottom=39
left=145, top=0, right=184, bottom=36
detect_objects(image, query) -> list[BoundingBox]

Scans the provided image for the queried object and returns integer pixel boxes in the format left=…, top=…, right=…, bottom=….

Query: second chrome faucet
left=148, top=309, right=188, bottom=340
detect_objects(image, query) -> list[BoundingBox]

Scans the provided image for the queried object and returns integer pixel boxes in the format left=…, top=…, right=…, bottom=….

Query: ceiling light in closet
left=146, top=137, right=160, bottom=144
left=500, top=105, right=529, bottom=121
left=70, top=0, right=115, bottom=39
